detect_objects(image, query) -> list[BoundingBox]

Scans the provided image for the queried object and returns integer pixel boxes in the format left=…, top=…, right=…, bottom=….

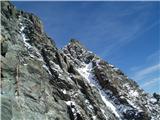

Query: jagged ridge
left=1, top=1, right=160, bottom=120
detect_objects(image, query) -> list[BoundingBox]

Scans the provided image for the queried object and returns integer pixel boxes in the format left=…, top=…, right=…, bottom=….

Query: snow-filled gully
left=77, top=62, right=121, bottom=119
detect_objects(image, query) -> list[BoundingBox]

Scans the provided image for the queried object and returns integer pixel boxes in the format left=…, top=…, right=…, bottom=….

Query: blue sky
left=12, top=1, right=160, bottom=93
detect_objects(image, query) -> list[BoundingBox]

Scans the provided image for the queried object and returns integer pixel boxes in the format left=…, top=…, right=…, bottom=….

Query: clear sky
left=12, top=1, right=160, bottom=93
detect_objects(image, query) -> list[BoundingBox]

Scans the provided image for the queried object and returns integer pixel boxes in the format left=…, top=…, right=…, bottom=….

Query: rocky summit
left=1, top=1, right=160, bottom=120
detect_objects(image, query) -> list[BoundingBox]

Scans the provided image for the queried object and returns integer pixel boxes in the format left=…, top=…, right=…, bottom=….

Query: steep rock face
left=1, top=1, right=160, bottom=120
left=62, top=40, right=160, bottom=120
left=1, top=2, right=69, bottom=120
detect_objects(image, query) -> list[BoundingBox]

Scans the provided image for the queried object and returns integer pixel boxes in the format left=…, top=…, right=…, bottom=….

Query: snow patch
left=92, top=115, right=96, bottom=120
left=62, top=89, right=67, bottom=94
left=109, top=64, right=114, bottom=68
left=129, top=90, right=139, bottom=97
left=150, top=98, right=157, bottom=103
left=65, top=101, right=75, bottom=106
left=113, top=67, right=119, bottom=71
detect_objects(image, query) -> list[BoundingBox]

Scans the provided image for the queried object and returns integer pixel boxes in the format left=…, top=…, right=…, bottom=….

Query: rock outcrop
left=1, top=1, right=160, bottom=120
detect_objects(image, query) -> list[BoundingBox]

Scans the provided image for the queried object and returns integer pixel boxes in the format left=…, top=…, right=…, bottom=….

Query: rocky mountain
left=1, top=1, right=160, bottom=120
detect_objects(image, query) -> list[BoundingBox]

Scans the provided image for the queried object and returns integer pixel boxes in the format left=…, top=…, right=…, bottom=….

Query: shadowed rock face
left=1, top=1, right=160, bottom=120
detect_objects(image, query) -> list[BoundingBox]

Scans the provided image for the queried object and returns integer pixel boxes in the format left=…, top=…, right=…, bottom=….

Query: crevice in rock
left=41, top=48, right=58, bottom=78
left=76, top=113, right=83, bottom=120
left=67, top=106, right=75, bottom=120
left=67, top=102, right=84, bottom=120
left=55, top=52, right=63, bottom=69
left=79, top=85, right=98, bottom=115
left=55, top=117, right=60, bottom=120
left=1, top=42, right=8, bottom=57
left=53, top=96, right=58, bottom=102
left=24, top=93, right=37, bottom=101
left=67, top=65, right=76, bottom=74
left=153, top=93, right=160, bottom=102
left=1, top=71, right=4, bottom=94
left=64, top=55, right=67, bottom=64
left=1, top=70, right=4, bottom=78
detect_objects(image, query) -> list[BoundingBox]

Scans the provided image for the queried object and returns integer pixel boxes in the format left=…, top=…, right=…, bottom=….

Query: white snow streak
left=42, top=65, right=52, bottom=75
left=77, top=62, right=121, bottom=119
left=20, top=26, right=32, bottom=49
left=99, top=90, right=121, bottom=118
left=19, top=20, right=52, bottom=75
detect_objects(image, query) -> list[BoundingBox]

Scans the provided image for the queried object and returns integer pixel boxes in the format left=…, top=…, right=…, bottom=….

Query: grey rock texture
left=1, top=1, right=160, bottom=120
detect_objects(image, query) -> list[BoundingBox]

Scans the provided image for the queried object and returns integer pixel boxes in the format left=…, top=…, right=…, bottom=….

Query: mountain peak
left=63, top=39, right=95, bottom=65
left=70, top=38, right=80, bottom=44
left=68, top=38, right=86, bottom=49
